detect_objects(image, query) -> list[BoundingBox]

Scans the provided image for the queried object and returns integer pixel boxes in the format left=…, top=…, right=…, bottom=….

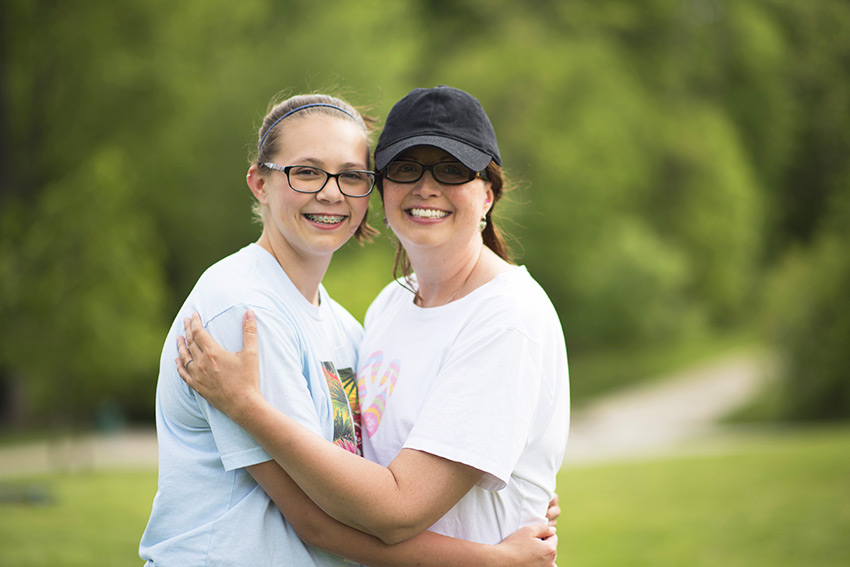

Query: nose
left=316, top=176, right=345, bottom=203
left=412, top=170, right=442, bottom=198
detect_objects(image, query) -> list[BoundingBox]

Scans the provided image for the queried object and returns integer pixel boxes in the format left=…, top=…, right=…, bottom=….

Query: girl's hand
left=546, top=493, right=561, bottom=527
left=496, top=523, right=558, bottom=567
left=176, top=310, right=262, bottom=419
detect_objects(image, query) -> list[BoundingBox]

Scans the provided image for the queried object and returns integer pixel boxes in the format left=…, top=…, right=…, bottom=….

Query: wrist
left=486, top=543, right=513, bottom=567
left=230, top=387, right=267, bottom=426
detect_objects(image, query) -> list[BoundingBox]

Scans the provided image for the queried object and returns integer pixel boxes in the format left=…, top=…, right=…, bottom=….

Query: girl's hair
left=251, top=93, right=379, bottom=243
left=378, top=160, right=515, bottom=287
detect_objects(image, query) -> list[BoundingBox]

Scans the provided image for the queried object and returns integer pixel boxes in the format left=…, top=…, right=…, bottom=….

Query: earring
left=479, top=216, right=487, bottom=232
left=383, top=216, right=390, bottom=228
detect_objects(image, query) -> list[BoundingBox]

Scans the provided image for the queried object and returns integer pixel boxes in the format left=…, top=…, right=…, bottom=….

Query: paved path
left=563, top=350, right=774, bottom=466
left=0, top=350, right=773, bottom=476
left=0, top=428, right=158, bottom=477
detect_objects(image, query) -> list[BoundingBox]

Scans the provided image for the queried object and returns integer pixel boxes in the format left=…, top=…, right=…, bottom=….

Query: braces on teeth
left=306, top=214, right=344, bottom=224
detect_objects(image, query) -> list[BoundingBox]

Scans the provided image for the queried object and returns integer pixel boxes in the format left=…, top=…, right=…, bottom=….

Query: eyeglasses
left=261, top=163, right=376, bottom=197
left=382, top=160, right=487, bottom=185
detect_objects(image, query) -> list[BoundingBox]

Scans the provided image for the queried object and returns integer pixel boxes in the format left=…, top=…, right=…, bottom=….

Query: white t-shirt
left=358, top=265, right=570, bottom=544
left=141, top=243, right=362, bottom=566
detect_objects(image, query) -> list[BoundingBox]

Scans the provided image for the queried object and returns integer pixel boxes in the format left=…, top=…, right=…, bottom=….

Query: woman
left=141, top=92, right=557, bottom=567
left=177, top=86, right=569, bottom=555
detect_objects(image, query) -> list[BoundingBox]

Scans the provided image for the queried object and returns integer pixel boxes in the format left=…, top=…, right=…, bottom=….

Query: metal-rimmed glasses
left=382, top=160, right=488, bottom=185
left=261, top=163, right=376, bottom=197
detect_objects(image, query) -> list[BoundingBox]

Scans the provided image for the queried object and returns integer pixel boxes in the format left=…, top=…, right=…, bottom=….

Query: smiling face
left=248, top=114, right=371, bottom=265
left=382, top=145, right=493, bottom=256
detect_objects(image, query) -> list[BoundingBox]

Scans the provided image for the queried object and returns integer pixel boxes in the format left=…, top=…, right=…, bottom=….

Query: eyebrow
left=293, top=157, right=368, bottom=170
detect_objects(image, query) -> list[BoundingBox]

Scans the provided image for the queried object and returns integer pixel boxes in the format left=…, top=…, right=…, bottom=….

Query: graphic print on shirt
left=322, top=361, right=359, bottom=455
left=356, top=351, right=400, bottom=438
left=338, top=366, right=362, bottom=453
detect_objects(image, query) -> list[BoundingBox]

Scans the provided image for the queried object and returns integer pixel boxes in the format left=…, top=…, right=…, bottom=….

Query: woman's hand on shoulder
left=176, top=310, right=263, bottom=420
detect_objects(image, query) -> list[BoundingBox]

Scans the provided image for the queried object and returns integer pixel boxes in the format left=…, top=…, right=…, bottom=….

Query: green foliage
left=2, top=0, right=849, bottom=424
left=764, top=226, right=850, bottom=420
left=0, top=148, right=168, bottom=421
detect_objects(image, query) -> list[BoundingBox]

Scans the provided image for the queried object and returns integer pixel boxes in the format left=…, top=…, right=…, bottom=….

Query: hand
left=497, top=523, right=558, bottom=567
left=546, top=493, right=561, bottom=527
left=176, top=310, right=262, bottom=419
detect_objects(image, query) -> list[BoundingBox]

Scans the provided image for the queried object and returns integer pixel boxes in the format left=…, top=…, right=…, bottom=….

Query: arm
left=248, top=459, right=558, bottom=567
left=178, top=311, right=480, bottom=544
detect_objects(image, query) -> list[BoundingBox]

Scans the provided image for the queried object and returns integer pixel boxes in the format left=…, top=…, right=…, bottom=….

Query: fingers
left=175, top=336, right=193, bottom=384
left=242, top=310, right=258, bottom=357
left=546, top=533, right=558, bottom=562
left=189, top=311, right=227, bottom=355
left=176, top=333, right=192, bottom=367
left=182, top=312, right=203, bottom=354
left=547, top=506, right=561, bottom=526
left=546, top=492, right=561, bottom=526
left=528, top=523, right=557, bottom=540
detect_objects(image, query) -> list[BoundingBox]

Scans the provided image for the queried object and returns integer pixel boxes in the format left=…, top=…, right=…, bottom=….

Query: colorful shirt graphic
left=338, top=366, right=362, bottom=453
left=322, top=361, right=360, bottom=455
left=356, top=351, right=400, bottom=438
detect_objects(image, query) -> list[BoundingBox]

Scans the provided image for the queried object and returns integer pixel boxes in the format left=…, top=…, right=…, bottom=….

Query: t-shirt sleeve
left=196, top=305, right=325, bottom=472
left=402, top=326, right=542, bottom=491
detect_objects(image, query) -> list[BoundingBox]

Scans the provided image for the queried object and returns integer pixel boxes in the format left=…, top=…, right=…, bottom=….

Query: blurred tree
left=767, top=0, right=850, bottom=252
left=764, top=221, right=850, bottom=419
left=2, top=0, right=848, bottom=424
left=0, top=0, right=170, bottom=424
left=1, top=149, right=167, bottom=421
left=758, top=0, right=850, bottom=420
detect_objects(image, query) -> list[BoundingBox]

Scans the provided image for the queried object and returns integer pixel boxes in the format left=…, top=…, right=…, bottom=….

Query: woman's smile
left=406, top=207, right=450, bottom=220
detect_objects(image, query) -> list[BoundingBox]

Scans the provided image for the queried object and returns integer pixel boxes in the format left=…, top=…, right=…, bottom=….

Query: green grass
left=0, top=470, right=156, bottom=567
left=557, top=425, right=850, bottom=566
left=1, top=425, right=847, bottom=566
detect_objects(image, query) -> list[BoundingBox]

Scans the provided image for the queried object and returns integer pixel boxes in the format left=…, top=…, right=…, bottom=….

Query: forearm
left=323, top=523, right=512, bottom=567
left=235, top=390, right=429, bottom=541
left=371, top=532, right=512, bottom=567
left=250, top=461, right=513, bottom=567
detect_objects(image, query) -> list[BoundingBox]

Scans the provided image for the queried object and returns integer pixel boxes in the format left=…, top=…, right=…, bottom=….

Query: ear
left=247, top=165, right=269, bottom=205
left=483, top=184, right=494, bottom=216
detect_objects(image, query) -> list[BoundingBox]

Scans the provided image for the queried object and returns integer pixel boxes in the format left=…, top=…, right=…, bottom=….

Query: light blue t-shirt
left=140, top=243, right=362, bottom=566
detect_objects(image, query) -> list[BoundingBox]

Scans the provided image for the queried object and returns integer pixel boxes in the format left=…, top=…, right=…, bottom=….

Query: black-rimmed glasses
left=382, top=160, right=487, bottom=185
left=262, top=163, right=376, bottom=197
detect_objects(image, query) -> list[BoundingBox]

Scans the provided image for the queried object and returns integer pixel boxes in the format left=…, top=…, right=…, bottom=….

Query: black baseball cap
left=375, top=86, right=501, bottom=172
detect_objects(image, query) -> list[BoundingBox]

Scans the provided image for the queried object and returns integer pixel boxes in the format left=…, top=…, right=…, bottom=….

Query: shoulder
left=192, top=246, right=260, bottom=298
left=189, top=244, right=295, bottom=316
left=464, top=266, right=564, bottom=339
left=364, top=279, right=412, bottom=325
left=321, top=290, right=365, bottom=337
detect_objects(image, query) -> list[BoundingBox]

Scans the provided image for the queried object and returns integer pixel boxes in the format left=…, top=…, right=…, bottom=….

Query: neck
left=409, top=239, right=489, bottom=308
left=257, top=232, right=329, bottom=306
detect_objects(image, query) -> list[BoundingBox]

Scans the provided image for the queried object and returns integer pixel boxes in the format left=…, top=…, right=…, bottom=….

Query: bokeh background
left=1, top=0, right=848, bottom=565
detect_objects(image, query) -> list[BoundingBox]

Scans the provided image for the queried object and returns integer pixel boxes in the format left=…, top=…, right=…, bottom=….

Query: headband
left=257, top=103, right=358, bottom=154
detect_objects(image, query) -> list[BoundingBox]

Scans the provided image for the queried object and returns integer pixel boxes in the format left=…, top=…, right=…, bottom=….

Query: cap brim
left=375, top=135, right=493, bottom=171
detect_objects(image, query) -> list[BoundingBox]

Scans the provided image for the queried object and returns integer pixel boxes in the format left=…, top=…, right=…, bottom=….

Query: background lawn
left=1, top=425, right=847, bottom=566
left=558, top=425, right=850, bottom=566
left=0, top=470, right=156, bottom=566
